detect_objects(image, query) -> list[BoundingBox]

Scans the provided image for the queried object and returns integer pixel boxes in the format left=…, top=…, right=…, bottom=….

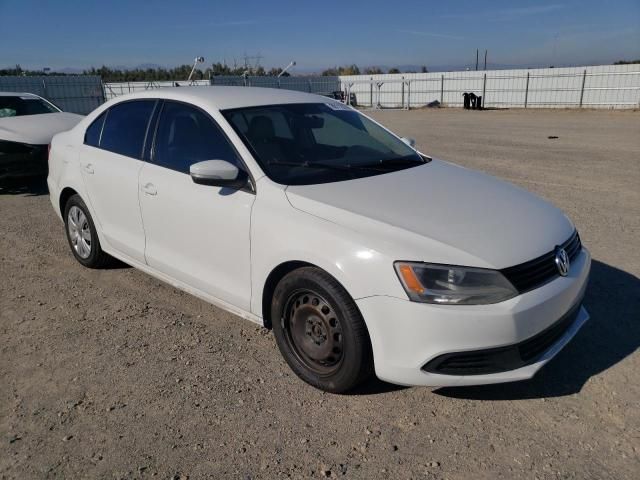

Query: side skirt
left=102, top=247, right=264, bottom=327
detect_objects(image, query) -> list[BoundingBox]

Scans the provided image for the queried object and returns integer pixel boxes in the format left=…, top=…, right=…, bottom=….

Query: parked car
left=0, top=92, right=82, bottom=180
left=47, top=87, right=590, bottom=393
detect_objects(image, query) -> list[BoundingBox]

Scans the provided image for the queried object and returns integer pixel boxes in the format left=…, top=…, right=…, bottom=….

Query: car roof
left=108, top=86, right=335, bottom=111
left=0, top=91, right=42, bottom=98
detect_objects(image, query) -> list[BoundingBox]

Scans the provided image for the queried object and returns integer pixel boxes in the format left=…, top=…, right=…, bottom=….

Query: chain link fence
left=0, top=75, right=105, bottom=114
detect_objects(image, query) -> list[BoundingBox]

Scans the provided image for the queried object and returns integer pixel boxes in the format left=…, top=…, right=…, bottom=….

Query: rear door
left=138, top=100, right=255, bottom=310
left=80, top=100, right=157, bottom=262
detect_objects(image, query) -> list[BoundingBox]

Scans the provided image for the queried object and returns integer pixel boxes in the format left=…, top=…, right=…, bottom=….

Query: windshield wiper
left=267, top=161, right=384, bottom=172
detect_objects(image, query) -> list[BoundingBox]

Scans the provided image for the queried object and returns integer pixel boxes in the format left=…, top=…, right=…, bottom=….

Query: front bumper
left=0, top=143, right=48, bottom=180
left=356, top=248, right=591, bottom=387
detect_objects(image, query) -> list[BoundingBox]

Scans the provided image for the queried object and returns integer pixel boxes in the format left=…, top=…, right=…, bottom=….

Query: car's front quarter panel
left=249, top=178, right=410, bottom=319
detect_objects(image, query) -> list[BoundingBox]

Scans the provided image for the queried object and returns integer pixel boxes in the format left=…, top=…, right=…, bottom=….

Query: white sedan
left=0, top=92, right=82, bottom=179
left=47, top=87, right=590, bottom=392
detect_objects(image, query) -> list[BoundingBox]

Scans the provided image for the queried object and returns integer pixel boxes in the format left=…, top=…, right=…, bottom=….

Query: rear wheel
left=63, top=194, right=112, bottom=268
left=271, top=267, right=373, bottom=393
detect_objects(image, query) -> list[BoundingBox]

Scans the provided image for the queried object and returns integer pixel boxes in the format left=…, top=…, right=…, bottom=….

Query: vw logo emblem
left=555, top=247, right=570, bottom=277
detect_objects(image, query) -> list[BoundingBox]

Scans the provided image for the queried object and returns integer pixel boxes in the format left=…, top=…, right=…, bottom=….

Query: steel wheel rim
left=282, top=290, right=344, bottom=376
left=67, top=206, right=92, bottom=259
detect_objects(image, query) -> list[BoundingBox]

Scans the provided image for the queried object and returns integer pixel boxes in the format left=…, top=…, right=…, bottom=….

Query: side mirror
left=401, top=137, right=416, bottom=148
left=190, top=160, right=248, bottom=189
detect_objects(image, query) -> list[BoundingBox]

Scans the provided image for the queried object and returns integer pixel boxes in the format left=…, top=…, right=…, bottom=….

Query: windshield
left=222, top=102, right=427, bottom=185
left=0, top=96, right=60, bottom=118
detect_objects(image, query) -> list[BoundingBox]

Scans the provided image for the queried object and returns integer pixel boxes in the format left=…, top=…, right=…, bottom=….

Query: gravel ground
left=1, top=108, right=639, bottom=479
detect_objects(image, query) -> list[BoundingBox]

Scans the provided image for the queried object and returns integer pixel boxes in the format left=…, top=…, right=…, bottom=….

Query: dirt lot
left=1, top=109, right=639, bottom=479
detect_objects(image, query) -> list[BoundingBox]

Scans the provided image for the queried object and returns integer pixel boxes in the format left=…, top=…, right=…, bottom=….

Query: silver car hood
left=0, top=112, right=83, bottom=145
left=285, top=159, right=575, bottom=269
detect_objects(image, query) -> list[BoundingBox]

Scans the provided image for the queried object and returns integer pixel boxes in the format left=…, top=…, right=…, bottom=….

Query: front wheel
left=271, top=267, right=373, bottom=393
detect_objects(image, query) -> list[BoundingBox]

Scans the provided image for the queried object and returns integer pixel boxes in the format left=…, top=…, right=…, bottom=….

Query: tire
left=271, top=267, right=373, bottom=393
left=63, top=194, right=112, bottom=268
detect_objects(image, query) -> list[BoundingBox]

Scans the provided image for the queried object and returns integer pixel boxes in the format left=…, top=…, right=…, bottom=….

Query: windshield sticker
left=325, top=101, right=352, bottom=111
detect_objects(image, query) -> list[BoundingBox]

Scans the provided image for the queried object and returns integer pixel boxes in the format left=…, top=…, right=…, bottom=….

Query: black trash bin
left=462, top=92, right=470, bottom=109
left=468, top=92, right=477, bottom=109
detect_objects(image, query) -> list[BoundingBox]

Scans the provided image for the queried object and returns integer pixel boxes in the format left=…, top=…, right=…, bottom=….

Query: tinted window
left=84, top=112, right=106, bottom=147
left=100, top=100, right=155, bottom=159
left=0, top=95, right=59, bottom=117
left=153, top=101, right=240, bottom=174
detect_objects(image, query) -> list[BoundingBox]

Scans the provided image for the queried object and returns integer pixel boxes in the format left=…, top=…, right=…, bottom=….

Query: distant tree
left=388, top=67, right=401, bottom=74
left=420, top=65, right=428, bottom=73
left=614, top=59, right=640, bottom=65
left=343, top=64, right=360, bottom=75
left=322, top=64, right=361, bottom=76
left=364, top=66, right=384, bottom=75
left=1, top=62, right=302, bottom=81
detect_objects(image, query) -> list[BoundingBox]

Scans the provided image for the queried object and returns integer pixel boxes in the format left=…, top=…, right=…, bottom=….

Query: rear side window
left=84, top=112, right=106, bottom=147
left=153, top=101, right=241, bottom=174
left=100, top=100, right=155, bottom=159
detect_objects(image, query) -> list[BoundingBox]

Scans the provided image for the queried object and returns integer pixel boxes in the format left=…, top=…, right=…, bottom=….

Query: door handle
left=83, top=163, right=94, bottom=174
left=142, top=183, right=157, bottom=196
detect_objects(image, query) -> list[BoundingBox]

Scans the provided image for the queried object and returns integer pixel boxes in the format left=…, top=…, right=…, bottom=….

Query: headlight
left=394, top=262, right=517, bottom=305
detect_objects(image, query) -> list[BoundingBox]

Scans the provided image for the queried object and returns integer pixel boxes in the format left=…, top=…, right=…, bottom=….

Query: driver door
left=138, top=100, right=255, bottom=310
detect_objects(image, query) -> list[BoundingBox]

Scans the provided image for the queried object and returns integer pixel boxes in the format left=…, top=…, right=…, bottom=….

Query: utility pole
left=475, top=49, right=479, bottom=71
left=484, top=50, right=487, bottom=70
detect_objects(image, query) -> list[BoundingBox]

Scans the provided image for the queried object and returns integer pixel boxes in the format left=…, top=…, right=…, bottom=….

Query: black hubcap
left=283, top=290, right=344, bottom=375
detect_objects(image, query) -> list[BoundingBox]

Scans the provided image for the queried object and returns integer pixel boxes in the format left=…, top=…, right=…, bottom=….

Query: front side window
left=222, top=102, right=426, bottom=185
left=153, top=101, right=241, bottom=174
left=100, top=100, right=155, bottom=159
left=0, top=95, right=60, bottom=118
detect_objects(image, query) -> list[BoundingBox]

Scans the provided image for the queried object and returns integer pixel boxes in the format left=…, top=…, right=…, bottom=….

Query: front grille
left=422, top=302, right=582, bottom=376
left=501, top=231, right=582, bottom=294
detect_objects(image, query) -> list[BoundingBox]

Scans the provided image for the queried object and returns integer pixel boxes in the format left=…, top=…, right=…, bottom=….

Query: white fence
left=339, top=64, right=640, bottom=109
left=103, top=64, right=640, bottom=109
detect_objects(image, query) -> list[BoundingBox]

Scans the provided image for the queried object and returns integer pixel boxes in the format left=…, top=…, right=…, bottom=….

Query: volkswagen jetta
left=47, top=87, right=590, bottom=392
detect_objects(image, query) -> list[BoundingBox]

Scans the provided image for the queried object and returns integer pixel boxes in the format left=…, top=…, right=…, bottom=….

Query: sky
left=1, top=0, right=639, bottom=72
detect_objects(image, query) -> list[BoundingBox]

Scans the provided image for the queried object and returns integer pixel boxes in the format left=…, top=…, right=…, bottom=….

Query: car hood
left=285, top=159, right=575, bottom=269
left=0, top=112, right=83, bottom=145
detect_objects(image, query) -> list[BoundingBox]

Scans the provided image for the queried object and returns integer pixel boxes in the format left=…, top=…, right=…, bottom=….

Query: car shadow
left=435, top=259, right=639, bottom=400
left=0, top=176, right=49, bottom=196
left=347, top=377, right=408, bottom=396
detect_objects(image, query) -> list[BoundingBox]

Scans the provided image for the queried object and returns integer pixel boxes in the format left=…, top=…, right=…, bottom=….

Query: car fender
left=249, top=180, right=408, bottom=319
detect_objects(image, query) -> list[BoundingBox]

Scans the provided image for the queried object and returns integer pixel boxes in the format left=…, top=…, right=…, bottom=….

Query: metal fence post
left=579, top=69, right=587, bottom=108
left=376, top=82, right=383, bottom=109
left=370, top=77, right=373, bottom=108
left=440, top=74, right=444, bottom=104
left=406, top=81, right=411, bottom=110
left=401, top=77, right=405, bottom=108
left=524, top=72, right=530, bottom=108
left=482, top=73, right=487, bottom=108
